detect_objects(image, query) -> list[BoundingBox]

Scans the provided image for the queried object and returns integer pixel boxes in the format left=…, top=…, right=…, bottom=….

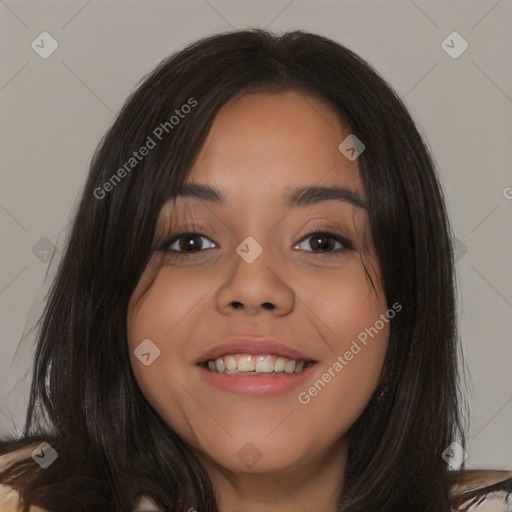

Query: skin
left=127, top=90, right=390, bottom=512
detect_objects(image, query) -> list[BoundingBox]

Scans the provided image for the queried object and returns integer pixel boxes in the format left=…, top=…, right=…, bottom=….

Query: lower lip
left=197, top=363, right=318, bottom=397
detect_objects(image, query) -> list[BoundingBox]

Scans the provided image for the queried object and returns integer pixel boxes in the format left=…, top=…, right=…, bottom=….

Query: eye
left=164, top=232, right=217, bottom=256
left=158, top=228, right=354, bottom=259
left=293, top=230, right=353, bottom=257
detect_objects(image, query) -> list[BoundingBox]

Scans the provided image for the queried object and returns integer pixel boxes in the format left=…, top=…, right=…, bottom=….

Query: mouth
left=198, top=353, right=317, bottom=375
left=196, top=353, right=319, bottom=397
left=195, top=337, right=319, bottom=396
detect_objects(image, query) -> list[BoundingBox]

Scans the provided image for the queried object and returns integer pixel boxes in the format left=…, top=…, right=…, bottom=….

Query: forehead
left=182, top=90, right=365, bottom=204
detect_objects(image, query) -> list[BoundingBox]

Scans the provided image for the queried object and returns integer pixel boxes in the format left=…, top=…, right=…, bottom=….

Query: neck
left=199, top=437, right=348, bottom=512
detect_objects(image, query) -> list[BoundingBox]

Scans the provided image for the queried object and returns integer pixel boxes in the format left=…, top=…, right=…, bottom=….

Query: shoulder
left=450, top=469, right=512, bottom=512
left=455, top=491, right=511, bottom=511
left=0, top=484, right=50, bottom=512
left=0, top=444, right=50, bottom=512
left=1, top=444, right=165, bottom=512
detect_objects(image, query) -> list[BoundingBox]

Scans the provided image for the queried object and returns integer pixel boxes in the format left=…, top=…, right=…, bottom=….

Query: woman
left=0, top=29, right=510, bottom=512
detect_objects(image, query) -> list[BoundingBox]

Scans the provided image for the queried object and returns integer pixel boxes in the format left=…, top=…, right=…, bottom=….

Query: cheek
left=297, top=320, right=388, bottom=413
left=293, top=258, right=389, bottom=424
left=127, top=266, right=215, bottom=343
left=297, top=255, right=386, bottom=343
left=126, top=270, right=194, bottom=406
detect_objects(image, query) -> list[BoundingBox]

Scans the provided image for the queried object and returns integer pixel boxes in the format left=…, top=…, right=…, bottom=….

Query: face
left=127, top=90, right=389, bottom=478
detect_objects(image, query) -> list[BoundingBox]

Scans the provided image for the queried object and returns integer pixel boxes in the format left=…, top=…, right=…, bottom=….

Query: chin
left=198, top=443, right=307, bottom=475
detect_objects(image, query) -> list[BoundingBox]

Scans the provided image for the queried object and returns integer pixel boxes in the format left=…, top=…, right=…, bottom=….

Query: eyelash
left=157, top=225, right=354, bottom=260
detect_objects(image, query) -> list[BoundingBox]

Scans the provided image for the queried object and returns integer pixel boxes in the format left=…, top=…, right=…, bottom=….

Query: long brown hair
left=1, top=29, right=509, bottom=512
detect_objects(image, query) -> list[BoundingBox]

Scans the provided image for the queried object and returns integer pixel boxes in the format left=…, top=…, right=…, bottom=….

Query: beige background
left=1, top=0, right=511, bottom=470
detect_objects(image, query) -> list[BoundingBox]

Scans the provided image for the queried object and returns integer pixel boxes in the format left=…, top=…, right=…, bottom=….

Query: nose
left=215, top=249, right=295, bottom=317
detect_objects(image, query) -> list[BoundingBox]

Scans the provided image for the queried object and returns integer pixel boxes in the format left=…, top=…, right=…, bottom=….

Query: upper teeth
left=205, top=354, right=311, bottom=374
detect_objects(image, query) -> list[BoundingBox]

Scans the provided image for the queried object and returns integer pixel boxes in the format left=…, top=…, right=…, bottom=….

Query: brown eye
left=166, top=233, right=216, bottom=254
left=307, top=233, right=336, bottom=252
left=294, top=231, right=353, bottom=256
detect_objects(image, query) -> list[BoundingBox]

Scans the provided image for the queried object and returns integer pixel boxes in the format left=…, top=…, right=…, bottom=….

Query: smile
left=197, top=354, right=318, bottom=397
left=200, top=353, right=315, bottom=375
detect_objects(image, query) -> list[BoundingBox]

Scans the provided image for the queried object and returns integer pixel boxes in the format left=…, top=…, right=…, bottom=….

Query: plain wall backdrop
left=1, top=0, right=511, bottom=470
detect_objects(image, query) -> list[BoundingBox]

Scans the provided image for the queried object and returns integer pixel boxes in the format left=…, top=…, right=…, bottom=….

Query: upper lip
left=196, top=337, right=318, bottom=364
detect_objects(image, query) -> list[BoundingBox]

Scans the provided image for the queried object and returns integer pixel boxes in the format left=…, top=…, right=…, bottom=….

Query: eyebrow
left=173, top=182, right=367, bottom=210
